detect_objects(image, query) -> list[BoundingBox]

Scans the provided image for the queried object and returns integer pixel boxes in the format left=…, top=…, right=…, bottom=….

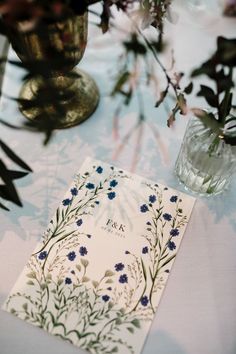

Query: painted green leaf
left=26, top=272, right=36, bottom=279
left=141, top=259, right=147, bottom=281
left=160, top=253, right=176, bottom=269
left=58, top=279, right=63, bottom=286
left=92, top=281, right=99, bottom=288
left=22, top=303, right=28, bottom=311
left=56, top=207, right=60, bottom=223
left=127, top=327, right=134, bottom=334
left=41, top=283, right=47, bottom=290
left=26, top=280, right=34, bottom=285
left=116, top=317, right=122, bottom=325
left=82, top=276, right=90, bottom=283
left=81, top=259, right=89, bottom=267
left=76, top=264, right=82, bottom=272
left=131, top=318, right=140, bottom=328
left=108, top=301, right=114, bottom=309
left=104, top=270, right=115, bottom=277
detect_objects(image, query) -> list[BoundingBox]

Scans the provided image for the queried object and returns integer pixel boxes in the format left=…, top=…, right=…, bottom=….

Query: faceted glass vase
left=175, top=116, right=236, bottom=196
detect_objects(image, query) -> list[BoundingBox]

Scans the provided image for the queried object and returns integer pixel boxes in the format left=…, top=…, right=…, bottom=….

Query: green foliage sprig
left=191, top=36, right=236, bottom=146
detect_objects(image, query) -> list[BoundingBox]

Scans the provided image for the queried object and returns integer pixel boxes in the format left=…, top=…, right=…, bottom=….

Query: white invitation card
left=3, top=157, right=195, bottom=354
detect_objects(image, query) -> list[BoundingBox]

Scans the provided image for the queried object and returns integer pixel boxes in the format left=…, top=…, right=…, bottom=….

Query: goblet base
left=19, top=69, right=100, bottom=129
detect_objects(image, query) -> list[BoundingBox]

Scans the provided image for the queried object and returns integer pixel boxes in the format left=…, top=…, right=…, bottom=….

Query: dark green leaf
left=6, top=170, right=29, bottom=180
left=0, top=140, right=32, bottom=172
left=100, top=4, right=110, bottom=34
left=216, top=36, right=236, bottom=67
left=192, top=109, right=223, bottom=134
left=0, top=200, right=9, bottom=211
left=184, top=82, right=193, bottom=94
left=191, top=59, right=216, bottom=79
left=219, top=92, right=232, bottom=122
left=0, top=160, right=22, bottom=206
left=216, top=68, right=234, bottom=93
left=197, top=85, right=218, bottom=108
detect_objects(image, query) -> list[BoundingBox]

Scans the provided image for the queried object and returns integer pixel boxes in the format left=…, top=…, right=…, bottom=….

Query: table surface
left=0, top=2, right=236, bottom=354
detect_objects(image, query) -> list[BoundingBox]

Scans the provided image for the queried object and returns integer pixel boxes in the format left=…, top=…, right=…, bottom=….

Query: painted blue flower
left=115, top=263, right=125, bottom=271
left=79, top=246, right=88, bottom=256
left=142, top=246, right=148, bottom=254
left=95, top=201, right=100, bottom=205
left=38, top=251, right=47, bottom=260
left=170, top=228, right=179, bottom=237
left=119, top=274, right=128, bottom=284
left=102, top=295, right=110, bottom=302
left=76, top=219, right=83, bottom=227
left=70, top=187, right=78, bottom=196
left=96, top=166, right=103, bottom=174
left=107, top=192, right=116, bottom=200
left=86, top=183, right=95, bottom=189
left=62, top=198, right=71, bottom=206
left=87, top=234, right=92, bottom=239
left=168, top=241, right=176, bottom=251
left=163, top=213, right=172, bottom=221
left=170, top=195, right=178, bottom=202
left=65, top=277, right=72, bottom=285
left=67, top=251, right=76, bottom=261
left=146, top=221, right=151, bottom=225
left=149, top=195, right=156, bottom=203
left=110, top=179, right=118, bottom=188
left=140, top=204, right=148, bottom=213
left=140, top=296, right=149, bottom=307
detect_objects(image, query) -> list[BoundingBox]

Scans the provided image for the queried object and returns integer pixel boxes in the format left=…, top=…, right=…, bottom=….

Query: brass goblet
left=9, top=13, right=99, bottom=129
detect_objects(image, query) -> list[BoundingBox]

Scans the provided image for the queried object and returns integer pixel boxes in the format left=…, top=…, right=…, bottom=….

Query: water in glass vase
left=175, top=117, right=236, bottom=196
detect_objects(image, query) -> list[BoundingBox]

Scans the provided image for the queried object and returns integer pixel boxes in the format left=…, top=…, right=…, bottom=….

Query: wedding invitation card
left=3, top=157, right=195, bottom=354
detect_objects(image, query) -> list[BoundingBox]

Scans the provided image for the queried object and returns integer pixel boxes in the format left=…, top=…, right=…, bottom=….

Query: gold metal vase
left=9, top=13, right=99, bottom=129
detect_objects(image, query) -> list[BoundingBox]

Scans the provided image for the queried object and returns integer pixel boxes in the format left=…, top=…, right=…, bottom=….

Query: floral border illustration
left=5, top=162, right=191, bottom=354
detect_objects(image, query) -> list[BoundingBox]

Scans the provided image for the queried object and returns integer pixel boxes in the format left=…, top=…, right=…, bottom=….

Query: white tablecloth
left=0, top=2, right=236, bottom=354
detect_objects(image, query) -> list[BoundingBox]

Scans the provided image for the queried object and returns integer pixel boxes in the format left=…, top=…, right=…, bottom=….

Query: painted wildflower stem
left=34, top=168, right=124, bottom=269
left=132, top=184, right=188, bottom=314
